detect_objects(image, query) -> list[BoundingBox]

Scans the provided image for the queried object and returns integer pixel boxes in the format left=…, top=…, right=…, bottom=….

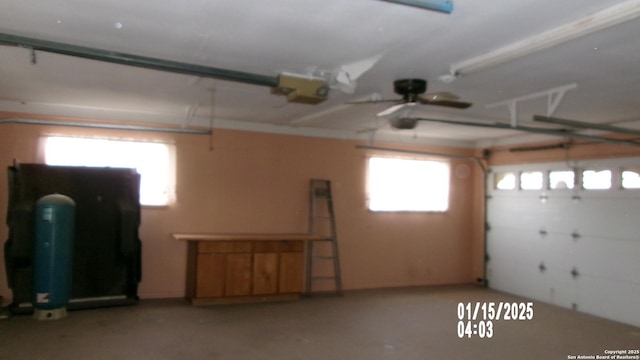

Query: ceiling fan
left=349, top=79, right=472, bottom=119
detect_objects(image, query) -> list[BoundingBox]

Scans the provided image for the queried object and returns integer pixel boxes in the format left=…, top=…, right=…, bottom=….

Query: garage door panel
left=576, top=277, right=640, bottom=327
left=488, top=250, right=578, bottom=307
left=573, top=236, right=640, bottom=284
left=536, top=198, right=582, bottom=234
left=536, top=236, right=639, bottom=300
left=487, top=230, right=580, bottom=279
left=540, top=234, right=575, bottom=271
left=569, top=197, right=640, bottom=240
left=488, top=211, right=545, bottom=233
left=487, top=228, right=544, bottom=266
left=487, top=257, right=547, bottom=301
left=488, top=195, right=638, bottom=236
left=544, top=271, right=578, bottom=309
left=488, top=196, right=583, bottom=234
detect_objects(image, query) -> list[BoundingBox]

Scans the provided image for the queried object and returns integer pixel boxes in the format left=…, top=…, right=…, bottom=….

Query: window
left=622, top=168, right=640, bottom=189
left=549, top=170, right=575, bottom=190
left=495, top=172, right=516, bottom=190
left=367, top=157, right=449, bottom=212
left=520, top=171, right=543, bottom=190
left=582, top=169, right=611, bottom=190
left=44, top=136, right=176, bottom=206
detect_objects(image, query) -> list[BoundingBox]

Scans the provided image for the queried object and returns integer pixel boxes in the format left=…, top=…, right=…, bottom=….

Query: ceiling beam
left=0, top=33, right=279, bottom=88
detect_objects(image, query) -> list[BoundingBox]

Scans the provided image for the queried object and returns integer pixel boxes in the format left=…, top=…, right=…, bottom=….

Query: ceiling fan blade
left=421, top=91, right=460, bottom=101
left=346, top=98, right=402, bottom=105
left=418, top=96, right=472, bottom=109
left=377, top=102, right=416, bottom=117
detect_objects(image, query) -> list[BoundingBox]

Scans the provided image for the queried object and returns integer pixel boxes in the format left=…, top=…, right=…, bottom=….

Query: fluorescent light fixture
left=445, top=0, right=640, bottom=79
left=377, top=0, right=453, bottom=14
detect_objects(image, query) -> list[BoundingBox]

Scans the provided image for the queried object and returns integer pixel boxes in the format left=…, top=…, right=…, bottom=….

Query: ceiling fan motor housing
left=394, top=78, right=427, bottom=93
left=394, top=79, right=427, bottom=102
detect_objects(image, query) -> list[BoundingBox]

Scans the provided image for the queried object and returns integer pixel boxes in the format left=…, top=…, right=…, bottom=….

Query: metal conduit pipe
left=0, top=118, right=212, bottom=135
left=0, top=33, right=279, bottom=88
left=355, top=144, right=486, bottom=173
left=411, top=117, right=640, bottom=146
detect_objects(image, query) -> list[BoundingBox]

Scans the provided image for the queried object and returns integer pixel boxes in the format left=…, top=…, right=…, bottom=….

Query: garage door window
left=520, top=171, right=543, bottom=190
left=549, top=170, right=575, bottom=190
left=622, top=168, right=640, bottom=189
left=495, top=172, right=516, bottom=190
left=582, top=169, right=611, bottom=190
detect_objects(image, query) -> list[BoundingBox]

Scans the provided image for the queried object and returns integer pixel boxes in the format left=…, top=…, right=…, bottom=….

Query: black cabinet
left=4, top=163, right=142, bottom=311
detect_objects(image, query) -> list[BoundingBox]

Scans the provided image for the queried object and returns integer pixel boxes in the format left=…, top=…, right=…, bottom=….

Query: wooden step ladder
left=305, top=179, right=343, bottom=295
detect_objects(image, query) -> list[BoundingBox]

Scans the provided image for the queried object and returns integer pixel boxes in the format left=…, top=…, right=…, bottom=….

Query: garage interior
left=1, top=0, right=640, bottom=358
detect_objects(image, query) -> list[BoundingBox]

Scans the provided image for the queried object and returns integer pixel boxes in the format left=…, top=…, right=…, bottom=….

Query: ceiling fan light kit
left=390, top=117, right=419, bottom=130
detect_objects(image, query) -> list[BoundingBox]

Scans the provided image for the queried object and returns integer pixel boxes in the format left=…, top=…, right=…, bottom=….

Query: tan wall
left=0, top=121, right=483, bottom=302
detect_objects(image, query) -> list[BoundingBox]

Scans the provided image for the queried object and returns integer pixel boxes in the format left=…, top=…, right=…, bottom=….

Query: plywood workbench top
left=172, top=233, right=322, bottom=242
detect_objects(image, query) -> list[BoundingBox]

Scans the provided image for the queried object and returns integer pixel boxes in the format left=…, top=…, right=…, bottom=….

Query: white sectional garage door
left=486, top=157, right=640, bottom=327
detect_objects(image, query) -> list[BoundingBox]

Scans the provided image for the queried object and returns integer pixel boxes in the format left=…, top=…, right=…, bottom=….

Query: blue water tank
left=32, top=194, right=75, bottom=317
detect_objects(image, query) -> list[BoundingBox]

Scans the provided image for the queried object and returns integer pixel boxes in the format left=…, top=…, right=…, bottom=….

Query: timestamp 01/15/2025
left=457, top=302, right=535, bottom=339
left=458, top=301, right=534, bottom=321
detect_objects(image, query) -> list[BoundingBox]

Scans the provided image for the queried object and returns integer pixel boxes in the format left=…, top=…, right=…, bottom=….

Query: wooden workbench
left=173, top=233, right=321, bottom=305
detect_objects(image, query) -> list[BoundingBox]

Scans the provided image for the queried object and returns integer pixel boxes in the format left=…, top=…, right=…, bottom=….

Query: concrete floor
left=1, top=285, right=638, bottom=360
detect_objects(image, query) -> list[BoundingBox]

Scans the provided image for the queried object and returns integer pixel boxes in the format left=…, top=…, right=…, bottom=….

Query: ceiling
left=1, top=0, right=640, bottom=148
